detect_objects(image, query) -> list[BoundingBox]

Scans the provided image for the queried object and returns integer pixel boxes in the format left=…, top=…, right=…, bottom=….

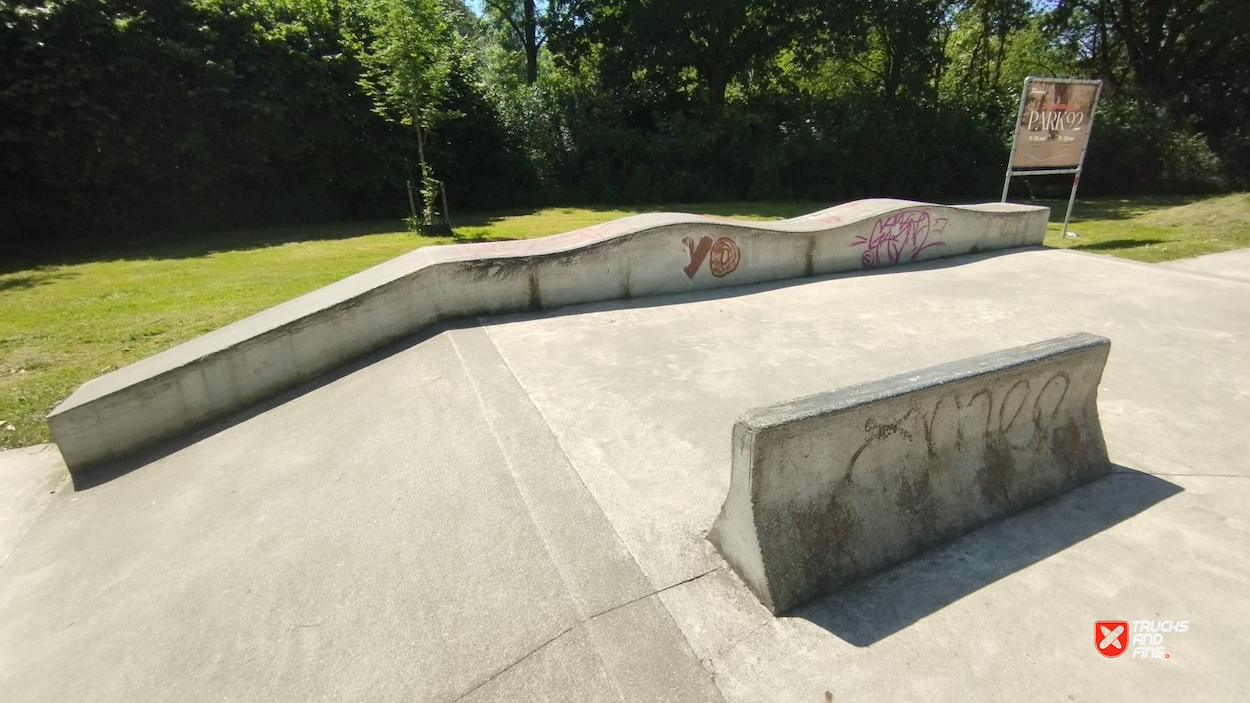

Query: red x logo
left=1096, top=621, right=1129, bottom=658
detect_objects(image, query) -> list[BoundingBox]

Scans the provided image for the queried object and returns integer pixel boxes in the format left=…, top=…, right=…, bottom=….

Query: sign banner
left=1010, top=78, right=1101, bottom=170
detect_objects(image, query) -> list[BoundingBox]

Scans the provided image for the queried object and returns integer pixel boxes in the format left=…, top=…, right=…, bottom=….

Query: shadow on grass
left=1025, top=196, right=1202, bottom=224
left=4, top=201, right=838, bottom=274
left=1, top=220, right=410, bottom=275
left=461, top=200, right=833, bottom=222
left=1, top=208, right=557, bottom=274
left=1071, top=238, right=1168, bottom=252
left=647, top=200, right=834, bottom=220
left=0, top=267, right=79, bottom=292
left=445, top=230, right=513, bottom=245
left=792, top=467, right=1181, bottom=647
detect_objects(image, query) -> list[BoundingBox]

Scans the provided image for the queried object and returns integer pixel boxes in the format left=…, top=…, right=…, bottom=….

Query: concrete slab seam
left=446, top=330, right=591, bottom=612
left=448, top=327, right=724, bottom=698
left=646, top=566, right=732, bottom=699
left=448, top=325, right=654, bottom=602
left=476, top=320, right=659, bottom=591
left=444, top=330, right=616, bottom=702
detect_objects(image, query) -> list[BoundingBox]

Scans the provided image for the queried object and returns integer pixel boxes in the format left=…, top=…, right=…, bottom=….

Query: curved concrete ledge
left=707, top=332, right=1112, bottom=614
left=48, top=199, right=1048, bottom=474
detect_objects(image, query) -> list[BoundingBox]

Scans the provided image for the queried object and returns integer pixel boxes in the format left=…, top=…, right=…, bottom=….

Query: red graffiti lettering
left=709, top=237, right=741, bottom=278
left=683, top=236, right=741, bottom=279
left=683, top=236, right=715, bottom=279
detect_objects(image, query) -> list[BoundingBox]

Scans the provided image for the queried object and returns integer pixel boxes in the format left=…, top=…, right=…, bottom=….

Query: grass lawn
left=1034, top=193, right=1250, bottom=261
left=2, top=194, right=1247, bottom=449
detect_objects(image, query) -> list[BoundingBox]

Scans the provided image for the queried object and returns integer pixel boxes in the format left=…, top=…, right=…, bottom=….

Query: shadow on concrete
left=789, top=467, right=1182, bottom=647
left=70, top=247, right=1034, bottom=489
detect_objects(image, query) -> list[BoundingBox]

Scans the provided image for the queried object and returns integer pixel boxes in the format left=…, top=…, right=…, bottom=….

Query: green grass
left=2, top=194, right=1247, bottom=449
left=1034, top=193, right=1250, bottom=262
left=0, top=201, right=826, bottom=449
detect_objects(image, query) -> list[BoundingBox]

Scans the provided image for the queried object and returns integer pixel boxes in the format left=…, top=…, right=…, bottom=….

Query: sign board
left=1002, top=76, right=1102, bottom=236
left=1009, top=77, right=1101, bottom=170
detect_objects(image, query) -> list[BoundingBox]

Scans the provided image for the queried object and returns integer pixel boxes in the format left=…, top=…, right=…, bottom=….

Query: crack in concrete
left=709, top=613, right=777, bottom=663
left=450, top=567, right=724, bottom=703
left=448, top=327, right=726, bottom=702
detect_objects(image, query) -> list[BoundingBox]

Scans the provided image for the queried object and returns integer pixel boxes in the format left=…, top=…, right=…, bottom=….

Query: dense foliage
left=2, top=0, right=1245, bottom=254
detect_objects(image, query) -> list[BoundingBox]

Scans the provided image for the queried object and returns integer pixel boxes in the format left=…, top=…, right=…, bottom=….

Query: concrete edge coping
left=52, top=200, right=1045, bottom=415
left=739, top=332, right=1110, bottom=431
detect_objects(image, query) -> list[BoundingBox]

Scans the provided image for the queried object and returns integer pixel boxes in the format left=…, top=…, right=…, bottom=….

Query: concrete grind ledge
left=48, top=199, right=1047, bottom=475
left=708, top=332, right=1111, bottom=614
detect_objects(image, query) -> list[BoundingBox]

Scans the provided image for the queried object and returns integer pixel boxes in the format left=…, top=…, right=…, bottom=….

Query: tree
left=482, top=0, right=543, bottom=84
left=855, top=0, right=951, bottom=105
left=0, top=0, right=409, bottom=247
left=349, top=0, right=463, bottom=228
left=1051, top=0, right=1249, bottom=105
left=1050, top=0, right=1250, bottom=185
left=547, top=0, right=825, bottom=106
left=945, top=0, right=1033, bottom=93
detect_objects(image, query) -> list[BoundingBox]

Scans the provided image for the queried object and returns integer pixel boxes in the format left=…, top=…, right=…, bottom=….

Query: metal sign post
left=1002, top=79, right=1031, bottom=203
left=1002, top=77, right=1103, bottom=237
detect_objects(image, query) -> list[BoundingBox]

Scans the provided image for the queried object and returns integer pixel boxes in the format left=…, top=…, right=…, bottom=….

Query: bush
left=0, top=0, right=533, bottom=257
left=1082, top=97, right=1226, bottom=195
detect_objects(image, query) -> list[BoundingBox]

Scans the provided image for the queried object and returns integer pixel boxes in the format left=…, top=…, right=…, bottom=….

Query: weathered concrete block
left=49, top=200, right=1049, bottom=474
left=708, top=333, right=1112, bottom=614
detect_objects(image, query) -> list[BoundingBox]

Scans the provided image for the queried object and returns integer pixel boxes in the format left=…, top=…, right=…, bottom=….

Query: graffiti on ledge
left=853, top=210, right=947, bottom=268
left=846, top=371, right=1073, bottom=516
left=683, top=236, right=742, bottom=279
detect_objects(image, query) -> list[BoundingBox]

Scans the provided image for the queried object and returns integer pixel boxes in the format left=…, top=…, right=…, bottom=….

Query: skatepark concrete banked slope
left=4, top=216, right=1249, bottom=701
left=46, top=200, right=1047, bottom=475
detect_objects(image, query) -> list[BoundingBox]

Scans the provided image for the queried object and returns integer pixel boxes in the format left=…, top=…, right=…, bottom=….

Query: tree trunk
left=413, top=113, right=437, bottom=226
left=524, top=0, right=538, bottom=85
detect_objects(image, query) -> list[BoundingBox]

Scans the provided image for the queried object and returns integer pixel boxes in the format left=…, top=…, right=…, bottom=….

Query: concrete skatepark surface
left=1157, top=247, right=1250, bottom=283
left=2, top=245, right=1249, bottom=701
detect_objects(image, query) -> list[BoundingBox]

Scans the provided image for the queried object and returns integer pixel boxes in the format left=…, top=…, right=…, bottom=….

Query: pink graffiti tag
left=852, top=210, right=947, bottom=268
left=682, top=236, right=741, bottom=279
